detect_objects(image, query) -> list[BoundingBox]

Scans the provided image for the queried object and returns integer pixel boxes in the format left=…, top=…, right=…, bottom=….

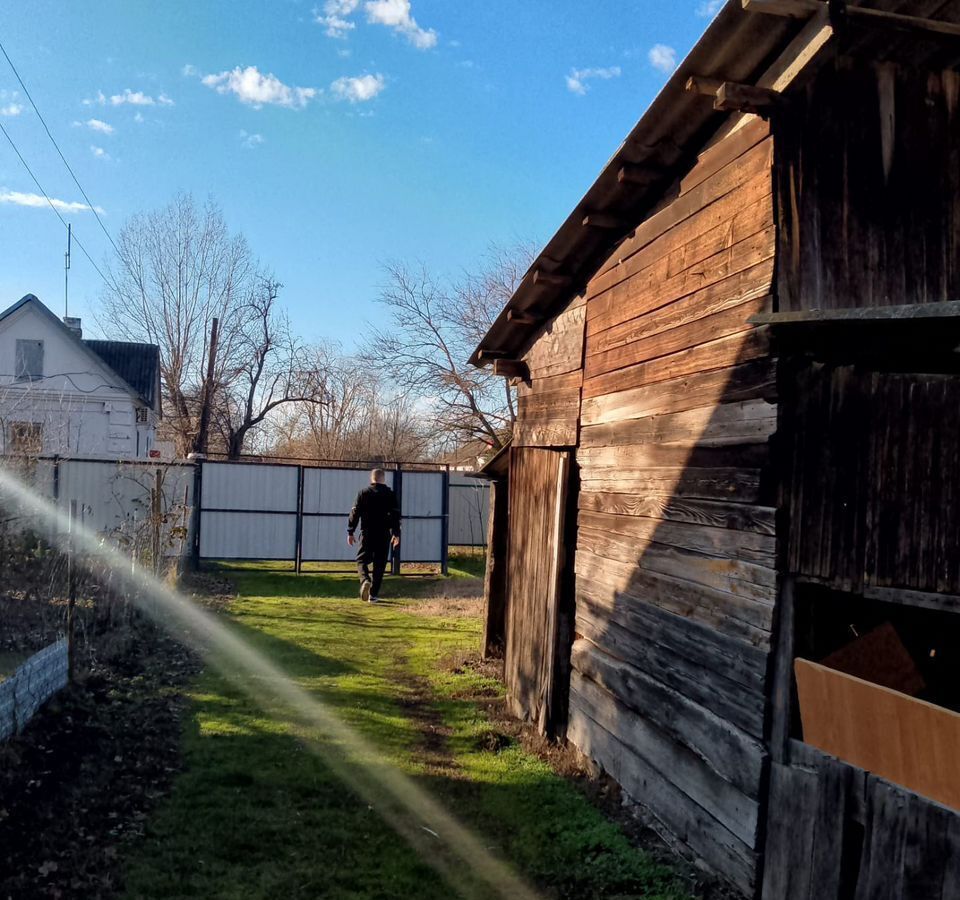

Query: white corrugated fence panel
left=301, top=516, right=358, bottom=562
left=199, top=511, right=297, bottom=559
left=448, top=477, right=489, bottom=546
left=302, top=468, right=394, bottom=515
left=201, top=462, right=297, bottom=512
left=401, top=471, right=444, bottom=517
left=402, top=518, right=443, bottom=562
left=58, top=460, right=194, bottom=555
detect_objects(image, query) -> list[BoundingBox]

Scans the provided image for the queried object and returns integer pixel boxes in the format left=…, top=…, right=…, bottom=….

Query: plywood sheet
left=795, top=658, right=960, bottom=811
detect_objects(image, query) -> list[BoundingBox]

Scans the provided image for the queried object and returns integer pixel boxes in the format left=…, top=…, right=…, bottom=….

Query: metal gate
left=195, top=461, right=449, bottom=571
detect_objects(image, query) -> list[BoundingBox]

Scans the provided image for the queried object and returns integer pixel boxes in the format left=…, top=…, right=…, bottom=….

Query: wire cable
left=0, top=37, right=122, bottom=259
left=0, top=118, right=110, bottom=285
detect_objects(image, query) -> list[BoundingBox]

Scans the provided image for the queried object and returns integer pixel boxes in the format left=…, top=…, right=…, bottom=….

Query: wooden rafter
left=743, top=0, right=960, bottom=40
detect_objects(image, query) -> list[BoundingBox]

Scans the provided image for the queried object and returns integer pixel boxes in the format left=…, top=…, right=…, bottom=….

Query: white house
left=0, top=294, right=161, bottom=458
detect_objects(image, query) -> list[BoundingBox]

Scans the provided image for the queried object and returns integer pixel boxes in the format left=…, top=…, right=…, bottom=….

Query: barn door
left=504, top=446, right=571, bottom=734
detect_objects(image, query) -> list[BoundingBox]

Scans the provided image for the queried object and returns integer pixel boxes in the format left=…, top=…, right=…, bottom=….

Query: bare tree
left=211, top=277, right=327, bottom=459
left=270, top=344, right=430, bottom=463
left=366, top=243, right=534, bottom=451
left=99, top=195, right=323, bottom=457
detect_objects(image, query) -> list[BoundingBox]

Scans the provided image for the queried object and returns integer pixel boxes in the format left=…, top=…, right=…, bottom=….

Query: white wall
left=0, top=303, right=156, bottom=458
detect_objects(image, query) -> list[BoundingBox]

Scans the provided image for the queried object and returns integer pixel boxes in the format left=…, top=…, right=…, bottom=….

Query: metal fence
left=5, top=456, right=195, bottom=556
left=195, top=461, right=459, bottom=572
left=2, top=455, right=488, bottom=568
left=448, top=474, right=489, bottom=546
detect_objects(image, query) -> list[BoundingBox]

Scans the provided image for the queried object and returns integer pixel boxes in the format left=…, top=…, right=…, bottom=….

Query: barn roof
left=470, top=0, right=960, bottom=366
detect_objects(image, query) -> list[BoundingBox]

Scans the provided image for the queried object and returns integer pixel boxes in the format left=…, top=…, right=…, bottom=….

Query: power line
left=0, top=37, right=121, bottom=259
left=0, top=118, right=110, bottom=286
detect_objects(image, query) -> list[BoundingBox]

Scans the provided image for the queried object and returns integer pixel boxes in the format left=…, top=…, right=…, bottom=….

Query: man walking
left=347, top=468, right=401, bottom=603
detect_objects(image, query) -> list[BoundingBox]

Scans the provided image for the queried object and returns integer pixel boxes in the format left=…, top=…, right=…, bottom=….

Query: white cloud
left=90, top=145, right=110, bottom=160
left=182, top=63, right=198, bottom=77
left=85, top=118, right=114, bottom=134
left=697, top=0, right=724, bottom=16
left=134, top=111, right=144, bottom=123
left=0, top=103, right=21, bottom=116
left=85, top=88, right=174, bottom=107
left=0, top=189, right=104, bottom=214
left=199, top=66, right=317, bottom=108
left=315, top=0, right=436, bottom=49
left=240, top=129, right=265, bottom=148
left=331, top=73, right=385, bottom=102
left=648, top=44, right=677, bottom=74
left=565, top=66, right=621, bottom=96
left=365, top=0, right=437, bottom=49
left=315, top=0, right=360, bottom=38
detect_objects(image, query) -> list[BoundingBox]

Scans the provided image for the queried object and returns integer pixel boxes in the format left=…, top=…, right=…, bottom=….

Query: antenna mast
left=63, top=222, right=71, bottom=318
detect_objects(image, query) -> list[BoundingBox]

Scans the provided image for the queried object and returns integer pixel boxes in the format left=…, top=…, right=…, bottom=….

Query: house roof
left=0, top=294, right=161, bottom=410
left=83, top=341, right=160, bottom=408
left=470, top=0, right=960, bottom=366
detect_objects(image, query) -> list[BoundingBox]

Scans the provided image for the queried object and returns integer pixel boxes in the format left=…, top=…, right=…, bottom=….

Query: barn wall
left=777, top=60, right=960, bottom=312
left=566, top=120, right=778, bottom=896
left=514, top=295, right=585, bottom=448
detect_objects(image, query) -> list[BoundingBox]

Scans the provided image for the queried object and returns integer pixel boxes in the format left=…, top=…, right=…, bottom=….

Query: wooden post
left=151, top=468, right=163, bottom=578
left=66, top=500, right=77, bottom=684
left=193, top=317, right=219, bottom=456
left=481, top=479, right=509, bottom=659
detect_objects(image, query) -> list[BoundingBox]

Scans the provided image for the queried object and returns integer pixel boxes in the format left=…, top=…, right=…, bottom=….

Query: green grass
left=122, top=558, right=690, bottom=900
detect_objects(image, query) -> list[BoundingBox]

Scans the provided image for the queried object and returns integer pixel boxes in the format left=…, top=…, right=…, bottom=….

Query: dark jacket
left=347, top=483, right=401, bottom=538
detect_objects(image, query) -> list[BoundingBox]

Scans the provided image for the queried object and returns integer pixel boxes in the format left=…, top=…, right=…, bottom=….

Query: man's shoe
left=360, top=580, right=372, bottom=602
left=369, top=596, right=379, bottom=604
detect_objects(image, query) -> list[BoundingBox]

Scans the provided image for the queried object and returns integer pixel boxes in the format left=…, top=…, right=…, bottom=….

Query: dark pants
left=357, top=531, right=390, bottom=597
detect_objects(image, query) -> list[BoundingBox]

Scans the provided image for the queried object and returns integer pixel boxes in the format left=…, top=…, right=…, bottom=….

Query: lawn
left=121, top=557, right=691, bottom=900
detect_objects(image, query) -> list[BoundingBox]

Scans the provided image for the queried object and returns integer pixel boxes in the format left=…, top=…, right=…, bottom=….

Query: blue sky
left=0, top=1, right=721, bottom=350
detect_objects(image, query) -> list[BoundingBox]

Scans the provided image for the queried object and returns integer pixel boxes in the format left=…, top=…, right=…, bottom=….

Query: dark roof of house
left=470, top=0, right=960, bottom=365
left=83, top=341, right=160, bottom=408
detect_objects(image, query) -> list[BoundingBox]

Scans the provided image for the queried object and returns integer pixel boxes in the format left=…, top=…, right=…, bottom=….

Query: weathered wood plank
left=514, top=419, right=578, bottom=448
left=580, top=357, right=777, bottom=426
left=578, top=439, right=772, bottom=471
left=586, top=293, right=772, bottom=380
left=760, top=762, right=818, bottom=900
left=575, top=548, right=774, bottom=644
left=587, top=233, right=775, bottom=343
left=588, top=182, right=774, bottom=309
left=581, top=398, right=777, bottom=449
left=574, top=601, right=766, bottom=737
left=577, top=524, right=777, bottom=593
left=577, top=509, right=776, bottom=564
left=567, top=700, right=759, bottom=896
left=582, top=327, right=772, bottom=400
left=569, top=670, right=761, bottom=842
left=591, top=136, right=774, bottom=292
left=579, top=490, right=777, bottom=535
left=579, top=466, right=764, bottom=505
left=574, top=571, right=769, bottom=685
left=522, top=298, right=586, bottom=380
left=680, top=117, right=771, bottom=196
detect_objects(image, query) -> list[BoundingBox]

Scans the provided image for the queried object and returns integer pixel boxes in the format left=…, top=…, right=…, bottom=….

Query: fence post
left=66, top=500, right=77, bottom=684
left=191, top=461, right=203, bottom=571
left=151, top=468, right=162, bottom=578
left=392, top=464, right=403, bottom=576
left=294, top=465, right=304, bottom=574
left=441, top=466, right=450, bottom=576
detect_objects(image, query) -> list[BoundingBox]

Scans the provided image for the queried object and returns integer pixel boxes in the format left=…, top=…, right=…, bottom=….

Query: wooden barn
left=472, top=2, right=960, bottom=897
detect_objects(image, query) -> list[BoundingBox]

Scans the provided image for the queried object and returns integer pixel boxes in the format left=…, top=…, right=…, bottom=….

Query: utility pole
left=63, top=223, right=71, bottom=318
left=193, top=317, right=220, bottom=456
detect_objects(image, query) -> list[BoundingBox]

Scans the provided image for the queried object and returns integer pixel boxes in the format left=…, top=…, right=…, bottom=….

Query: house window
left=14, top=339, right=43, bottom=381
left=135, top=406, right=149, bottom=424
left=8, top=422, right=43, bottom=455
